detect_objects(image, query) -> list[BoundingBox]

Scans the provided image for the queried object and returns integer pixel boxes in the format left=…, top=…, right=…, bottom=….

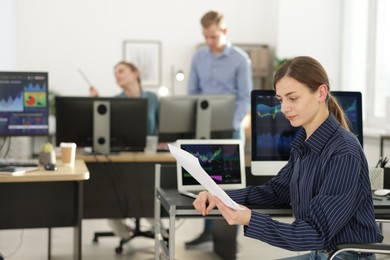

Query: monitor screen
left=0, top=71, right=49, bottom=136
left=158, top=95, right=236, bottom=142
left=251, top=90, right=363, bottom=176
left=55, top=97, right=147, bottom=153
left=176, top=139, right=246, bottom=191
left=332, top=91, right=363, bottom=146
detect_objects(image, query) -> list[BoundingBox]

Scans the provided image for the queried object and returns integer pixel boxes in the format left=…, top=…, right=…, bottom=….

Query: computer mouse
left=44, top=163, right=58, bottom=171
left=374, top=189, right=390, bottom=196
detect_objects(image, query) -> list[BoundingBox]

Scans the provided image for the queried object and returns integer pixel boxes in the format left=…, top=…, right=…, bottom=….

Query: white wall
left=14, top=0, right=278, bottom=96
left=1, top=0, right=382, bottom=163
left=276, top=0, right=342, bottom=90
left=0, top=0, right=16, bottom=70
left=12, top=0, right=343, bottom=93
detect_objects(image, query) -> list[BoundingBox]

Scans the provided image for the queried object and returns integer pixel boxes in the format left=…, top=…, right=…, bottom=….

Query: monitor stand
left=93, top=100, right=110, bottom=155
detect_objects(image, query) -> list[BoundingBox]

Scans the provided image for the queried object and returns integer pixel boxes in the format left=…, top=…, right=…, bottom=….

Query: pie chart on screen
left=26, top=95, right=36, bottom=106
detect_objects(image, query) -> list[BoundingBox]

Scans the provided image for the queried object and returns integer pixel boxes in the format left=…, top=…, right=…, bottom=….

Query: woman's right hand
left=89, top=86, right=99, bottom=97
left=193, top=191, right=216, bottom=216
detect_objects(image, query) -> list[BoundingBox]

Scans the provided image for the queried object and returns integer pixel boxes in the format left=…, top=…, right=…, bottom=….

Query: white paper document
left=168, top=144, right=244, bottom=211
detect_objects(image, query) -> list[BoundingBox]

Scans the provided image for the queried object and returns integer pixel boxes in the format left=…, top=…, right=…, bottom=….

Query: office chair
left=92, top=218, right=156, bottom=254
left=330, top=219, right=390, bottom=260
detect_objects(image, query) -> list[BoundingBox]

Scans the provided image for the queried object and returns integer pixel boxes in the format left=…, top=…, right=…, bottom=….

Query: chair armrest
left=330, top=243, right=390, bottom=260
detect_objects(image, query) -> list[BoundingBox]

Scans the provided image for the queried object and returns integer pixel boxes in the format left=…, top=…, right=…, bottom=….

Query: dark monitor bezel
left=55, top=96, right=147, bottom=152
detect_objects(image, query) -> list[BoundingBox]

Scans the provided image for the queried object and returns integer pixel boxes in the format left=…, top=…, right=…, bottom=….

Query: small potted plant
left=39, top=142, right=56, bottom=165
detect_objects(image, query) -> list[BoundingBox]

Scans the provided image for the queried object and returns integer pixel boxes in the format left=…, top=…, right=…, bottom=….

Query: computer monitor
left=55, top=97, right=148, bottom=154
left=0, top=71, right=49, bottom=136
left=158, top=95, right=236, bottom=142
left=251, top=90, right=363, bottom=176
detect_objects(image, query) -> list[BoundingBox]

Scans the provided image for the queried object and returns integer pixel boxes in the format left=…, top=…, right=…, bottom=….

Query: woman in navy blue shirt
left=193, top=56, right=383, bottom=259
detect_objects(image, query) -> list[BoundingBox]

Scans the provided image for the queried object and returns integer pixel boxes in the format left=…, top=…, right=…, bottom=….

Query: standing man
left=185, top=10, right=253, bottom=248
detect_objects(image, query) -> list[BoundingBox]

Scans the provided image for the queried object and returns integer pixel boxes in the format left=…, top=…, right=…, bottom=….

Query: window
left=372, top=0, right=390, bottom=118
left=342, top=0, right=390, bottom=129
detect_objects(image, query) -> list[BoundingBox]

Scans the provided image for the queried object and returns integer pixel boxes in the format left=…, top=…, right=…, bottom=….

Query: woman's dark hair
left=273, top=56, right=349, bottom=130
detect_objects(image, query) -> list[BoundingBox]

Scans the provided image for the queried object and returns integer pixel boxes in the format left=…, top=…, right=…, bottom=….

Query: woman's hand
left=212, top=196, right=252, bottom=226
left=89, top=86, right=99, bottom=97
left=192, top=191, right=216, bottom=216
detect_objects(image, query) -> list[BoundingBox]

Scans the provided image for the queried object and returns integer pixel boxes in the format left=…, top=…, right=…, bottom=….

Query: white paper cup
left=144, top=136, right=158, bottom=154
left=60, top=142, right=77, bottom=166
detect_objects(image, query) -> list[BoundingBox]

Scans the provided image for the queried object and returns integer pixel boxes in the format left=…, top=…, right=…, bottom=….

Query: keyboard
left=0, top=158, right=40, bottom=167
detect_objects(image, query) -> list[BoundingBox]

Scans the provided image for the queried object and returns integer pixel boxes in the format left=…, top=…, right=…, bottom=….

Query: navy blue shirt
left=227, top=114, right=383, bottom=252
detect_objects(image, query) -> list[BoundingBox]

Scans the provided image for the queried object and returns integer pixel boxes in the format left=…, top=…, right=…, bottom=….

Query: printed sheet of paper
left=168, top=144, right=244, bottom=211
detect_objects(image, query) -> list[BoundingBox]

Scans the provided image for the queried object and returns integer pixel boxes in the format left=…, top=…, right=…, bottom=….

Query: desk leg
left=73, top=181, right=83, bottom=260
left=213, top=220, right=236, bottom=260
left=154, top=193, right=161, bottom=260
left=169, top=205, right=176, bottom=260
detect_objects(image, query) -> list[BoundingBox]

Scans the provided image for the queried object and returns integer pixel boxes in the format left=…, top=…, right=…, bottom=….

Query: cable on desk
left=0, top=137, right=12, bottom=158
left=0, top=137, right=8, bottom=153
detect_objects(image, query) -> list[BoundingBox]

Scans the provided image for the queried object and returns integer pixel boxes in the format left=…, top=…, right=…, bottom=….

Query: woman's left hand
left=212, top=196, right=252, bottom=226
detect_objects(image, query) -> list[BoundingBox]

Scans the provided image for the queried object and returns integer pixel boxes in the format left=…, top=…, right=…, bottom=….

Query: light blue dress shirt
left=116, top=90, right=159, bottom=136
left=187, top=41, right=252, bottom=130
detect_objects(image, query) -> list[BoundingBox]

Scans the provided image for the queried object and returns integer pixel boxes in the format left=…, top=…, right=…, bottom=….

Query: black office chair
left=92, top=218, right=156, bottom=254
left=330, top=219, right=390, bottom=259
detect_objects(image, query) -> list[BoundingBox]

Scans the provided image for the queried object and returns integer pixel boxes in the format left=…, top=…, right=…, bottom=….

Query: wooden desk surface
left=0, top=159, right=89, bottom=183
left=76, top=150, right=251, bottom=165
left=77, top=151, right=176, bottom=163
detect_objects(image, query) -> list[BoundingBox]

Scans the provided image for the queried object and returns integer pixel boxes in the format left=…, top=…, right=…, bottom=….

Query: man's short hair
left=200, top=11, right=226, bottom=30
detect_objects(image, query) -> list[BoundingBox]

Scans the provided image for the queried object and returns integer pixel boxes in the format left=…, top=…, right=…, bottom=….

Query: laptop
left=176, top=139, right=246, bottom=199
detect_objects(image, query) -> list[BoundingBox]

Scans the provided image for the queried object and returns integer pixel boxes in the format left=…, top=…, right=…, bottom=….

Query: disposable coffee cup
left=144, top=136, right=158, bottom=154
left=60, top=142, right=77, bottom=166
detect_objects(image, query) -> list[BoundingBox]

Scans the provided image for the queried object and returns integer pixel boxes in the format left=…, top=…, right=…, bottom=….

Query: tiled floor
left=1, top=218, right=390, bottom=260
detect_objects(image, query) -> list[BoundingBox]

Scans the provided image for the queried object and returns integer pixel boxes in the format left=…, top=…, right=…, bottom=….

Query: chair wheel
left=115, top=246, right=123, bottom=254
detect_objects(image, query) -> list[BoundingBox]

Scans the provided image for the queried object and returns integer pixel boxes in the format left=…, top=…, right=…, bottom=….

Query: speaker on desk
left=196, top=98, right=211, bottom=139
left=93, top=101, right=110, bottom=155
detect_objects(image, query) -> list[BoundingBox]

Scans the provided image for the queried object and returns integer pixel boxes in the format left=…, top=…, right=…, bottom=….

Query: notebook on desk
left=0, top=166, right=40, bottom=176
left=176, top=139, right=246, bottom=199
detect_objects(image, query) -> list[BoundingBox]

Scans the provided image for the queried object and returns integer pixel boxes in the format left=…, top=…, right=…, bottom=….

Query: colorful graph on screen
left=254, top=95, right=300, bottom=160
left=0, top=72, right=49, bottom=135
left=251, top=90, right=363, bottom=164
left=181, top=144, right=242, bottom=185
